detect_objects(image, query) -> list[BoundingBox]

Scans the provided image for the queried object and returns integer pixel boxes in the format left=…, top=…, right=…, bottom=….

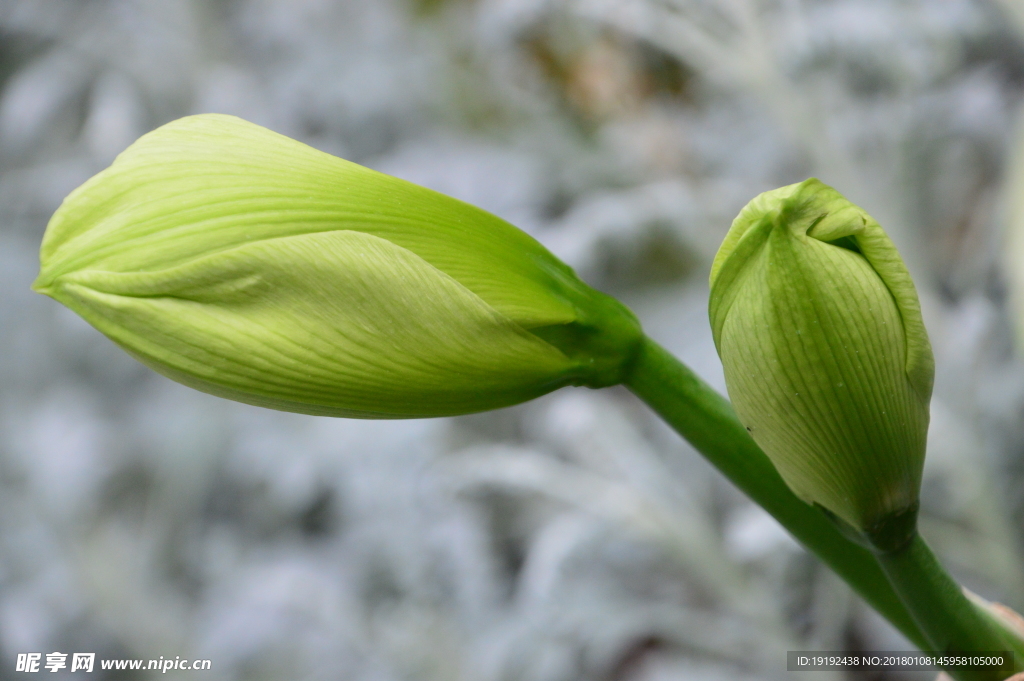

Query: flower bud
left=34, top=114, right=642, bottom=418
left=709, top=179, right=933, bottom=544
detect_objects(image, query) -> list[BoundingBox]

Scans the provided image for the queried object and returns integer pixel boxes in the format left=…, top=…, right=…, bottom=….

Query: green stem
left=622, top=335, right=929, bottom=649
left=876, top=532, right=1019, bottom=681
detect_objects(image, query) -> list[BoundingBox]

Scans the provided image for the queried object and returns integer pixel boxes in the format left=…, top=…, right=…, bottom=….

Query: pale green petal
left=800, top=181, right=934, bottom=402
left=717, top=223, right=926, bottom=529
left=711, top=179, right=932, bottom=404
left=709, top=178, right=932, bottom=532
left=35, top=113, right=643, bottom=412
left=47, top=230, right=576, bottom=418
left=37, top=113, right=579, bottom=330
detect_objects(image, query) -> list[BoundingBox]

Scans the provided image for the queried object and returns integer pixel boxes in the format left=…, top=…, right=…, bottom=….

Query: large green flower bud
left=34, top=114, right=641, bottom=418
left=709, top=179, right=933, bottom=547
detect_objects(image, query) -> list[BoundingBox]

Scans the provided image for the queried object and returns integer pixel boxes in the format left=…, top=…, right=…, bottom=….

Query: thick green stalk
left=623, top=335, right=929, bottom=648
left=876, top=532, right=1020, bottom=681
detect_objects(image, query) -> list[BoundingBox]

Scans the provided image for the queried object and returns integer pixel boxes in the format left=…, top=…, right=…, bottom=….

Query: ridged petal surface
left=51, top=230, right=574, bottom=417
left=36, top=114, right=580, bottom=330
left=709, top=179, right=932, bottom=530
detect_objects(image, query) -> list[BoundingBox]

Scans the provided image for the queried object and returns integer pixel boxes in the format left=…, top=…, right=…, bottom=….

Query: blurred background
left=3, top=0, right=1024, bottom=679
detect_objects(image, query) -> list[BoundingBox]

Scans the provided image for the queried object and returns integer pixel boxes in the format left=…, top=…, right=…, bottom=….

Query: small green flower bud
left=709, top=179, right=933, bottom=546
left=34, top=114, right=641, bottom=418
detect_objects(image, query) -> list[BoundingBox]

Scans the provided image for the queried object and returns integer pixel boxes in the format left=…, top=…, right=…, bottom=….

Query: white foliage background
left=1, top=1, right=1024, bottom=679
